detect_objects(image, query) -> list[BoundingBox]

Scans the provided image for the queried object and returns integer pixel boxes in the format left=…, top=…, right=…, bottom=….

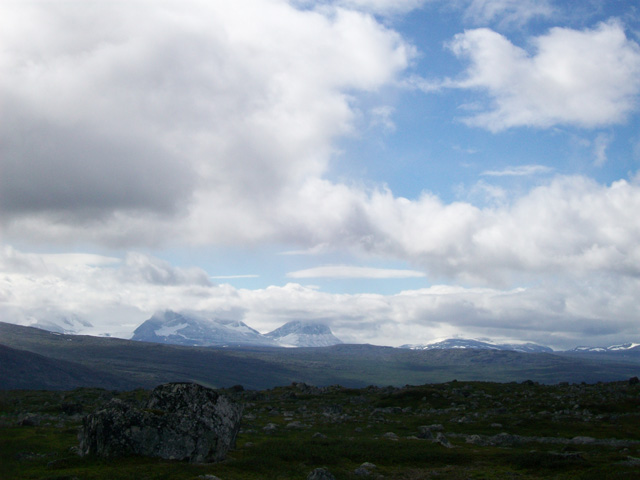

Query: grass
left=1, top=381, right=640, bottom=479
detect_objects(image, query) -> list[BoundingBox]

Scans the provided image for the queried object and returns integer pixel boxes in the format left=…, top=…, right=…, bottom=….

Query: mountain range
left=568, top=343, right=640, bottom=353
left=2, top=321, right=640, bottom=391
left=131, top=310, right=343, bottom=348
left=7, top=309, right=639, bottom=354
left=401, top=338, right=554, bottom=353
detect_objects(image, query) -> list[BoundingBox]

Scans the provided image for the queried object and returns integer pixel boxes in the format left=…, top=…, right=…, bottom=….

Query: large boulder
left=78, top=383, right=243, bottom=463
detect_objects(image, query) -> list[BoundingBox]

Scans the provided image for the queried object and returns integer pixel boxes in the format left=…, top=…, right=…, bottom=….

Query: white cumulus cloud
left=0, top=0, right=412, bottom=246
left=448, top=20, right=640, bottom=131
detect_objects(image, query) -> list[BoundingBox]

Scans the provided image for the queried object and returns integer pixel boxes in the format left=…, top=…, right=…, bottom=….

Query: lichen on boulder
left=78, top=382, right=243, bottom=463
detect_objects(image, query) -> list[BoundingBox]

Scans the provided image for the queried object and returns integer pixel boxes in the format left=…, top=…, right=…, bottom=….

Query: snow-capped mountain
left=401, top=338, right=553, bottom=353
left=131, top=311, right=343, bottom=348
left=568, top=343, right=640, bottom=353
left=265, top=320, right=343, bottom=347
left=17, top=311, right=94, bottom=335
left=131, top=310, right=277, bottom=347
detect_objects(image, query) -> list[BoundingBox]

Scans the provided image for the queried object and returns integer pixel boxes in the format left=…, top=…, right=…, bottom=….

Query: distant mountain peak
left=265, top=320, right=342, bottom=347
left=19, top=311, right=93, bottom=335
left=132, top=310, right=275, bottom=347
left=131, top=311, right=342, bottom=348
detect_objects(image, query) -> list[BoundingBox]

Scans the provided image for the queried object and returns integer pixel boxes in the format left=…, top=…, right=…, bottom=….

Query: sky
left=1, top=0, right=640, bottom=349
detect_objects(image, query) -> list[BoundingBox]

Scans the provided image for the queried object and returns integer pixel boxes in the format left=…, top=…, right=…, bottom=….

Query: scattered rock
left=383, top=432, right=399, bottom=441
left=465, top=434, right=487, bottom=446
left=286, top=421, right=306, bottom=429
left=417, top=424, right=444, bottom=440
left=263, top=423, right=278, bottom=433
left=354, top=461, right=377, bottom=475
left=78, top=383, right=243, bottom=463
left=434, top=432, right=453, bottom=448
left=570, top=436, right=595, bottom=445
left=620, top=456, right=640, bottom=466
left=354, top=467, right=371, bottom=476
left=19, top=414, right=41, bottom=427
left=307, top=467, right=336, bottom=480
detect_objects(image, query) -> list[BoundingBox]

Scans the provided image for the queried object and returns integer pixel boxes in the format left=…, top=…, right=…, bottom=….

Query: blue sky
left=1, top=0, right=640, bottom=349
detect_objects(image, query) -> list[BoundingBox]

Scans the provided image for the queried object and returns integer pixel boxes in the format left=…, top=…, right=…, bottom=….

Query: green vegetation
left=2, top=380, right=639, bottom=479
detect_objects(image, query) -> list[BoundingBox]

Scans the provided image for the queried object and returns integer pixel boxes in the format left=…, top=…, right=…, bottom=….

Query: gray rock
left=354, top=467, right=371, bottom=476
left=286, top=421, right=306, bottom=429
left=78, top=383, right=243, bottom=463
left=465, top=434, right=488, bottom=446
left=263, top=423, right=278, bottom=433
left=434, top=432, right=453, bottom=448
left=354, top=461, right=377, bottom=475
left=490, top=432, right=523, bottom=447
left=307, top=467, right=336, bottom=480
left=570, top=436, right=595, bottom=445
left=19, top=414, right=42, bottom=427
left=620, top=456, right=640, bottom=466
left=417, top=424, right=445, bottom=441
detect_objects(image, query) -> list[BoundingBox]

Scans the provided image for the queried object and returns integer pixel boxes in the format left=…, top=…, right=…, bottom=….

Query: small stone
left=571, top=436, right=595, bottom=445
left=307, top=467, right=336, bottom=480
left=263, top=423, right=278, bottom=433
left=434, top=432, right=453, bottom=448
left=383, top=432, right=398, bottom=441
left=286, top=421, right=305, bottom=429
left=19, top=414, right=41, bottom=427
left=354, top=467, right=371, bottom=476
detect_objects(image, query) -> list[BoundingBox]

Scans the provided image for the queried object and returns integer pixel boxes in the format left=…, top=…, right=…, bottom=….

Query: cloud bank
left=1, top=246, right=637, bottom=349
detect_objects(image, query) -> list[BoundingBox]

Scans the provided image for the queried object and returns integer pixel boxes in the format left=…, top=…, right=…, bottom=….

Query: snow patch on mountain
left=155, top=322, right=190, bottom=337
left=608, top=343, right=640, bottom=351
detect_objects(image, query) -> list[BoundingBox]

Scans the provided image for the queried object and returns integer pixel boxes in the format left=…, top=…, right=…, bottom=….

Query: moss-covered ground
left=1, top=380, right=639, bottom=479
